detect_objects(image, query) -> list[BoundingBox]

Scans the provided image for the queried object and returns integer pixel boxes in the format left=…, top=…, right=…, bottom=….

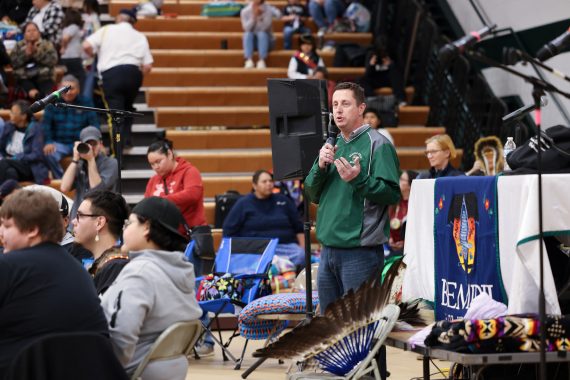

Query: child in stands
left=287, top=34, right=325, bottom=79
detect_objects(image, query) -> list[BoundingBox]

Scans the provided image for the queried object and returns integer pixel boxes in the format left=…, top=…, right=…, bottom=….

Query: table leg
left=423, top=355, right=430, bottom=380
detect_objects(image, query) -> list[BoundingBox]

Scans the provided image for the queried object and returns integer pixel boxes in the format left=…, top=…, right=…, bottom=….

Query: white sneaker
left=256, top=59, right=267, bottom=69
left=195, top=343, right=215, bottom=357
left=244, top=59, right=254, bottom=69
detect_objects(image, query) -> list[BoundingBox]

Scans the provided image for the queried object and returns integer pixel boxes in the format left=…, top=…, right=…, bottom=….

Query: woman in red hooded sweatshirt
left=144, top=139, right=210, bottom=273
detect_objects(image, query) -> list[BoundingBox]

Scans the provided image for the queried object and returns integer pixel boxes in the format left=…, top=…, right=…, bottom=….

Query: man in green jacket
left=305, top=82, right=401, bottom=313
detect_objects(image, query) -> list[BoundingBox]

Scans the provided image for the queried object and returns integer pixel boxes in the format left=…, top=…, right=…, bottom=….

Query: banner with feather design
left=434, top=176, right=507, bottom=321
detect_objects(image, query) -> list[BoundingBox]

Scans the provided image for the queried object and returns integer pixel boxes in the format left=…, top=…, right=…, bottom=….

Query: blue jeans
left=317, top=245, right=384, bottom=314
left=45, top=142, right=74, bottom=179
left=283, top=25, right=312, bottom=50
left=308, top=0, right=346, bottom=29
left=243, top=31, right=272, bottom=60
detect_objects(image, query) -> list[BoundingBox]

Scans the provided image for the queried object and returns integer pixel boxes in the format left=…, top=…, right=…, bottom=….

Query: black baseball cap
left=132, top=197, right=188, bottom=239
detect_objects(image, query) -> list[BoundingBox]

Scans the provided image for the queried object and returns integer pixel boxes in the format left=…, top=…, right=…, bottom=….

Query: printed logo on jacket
left=434, top=176, right=507, bottom=320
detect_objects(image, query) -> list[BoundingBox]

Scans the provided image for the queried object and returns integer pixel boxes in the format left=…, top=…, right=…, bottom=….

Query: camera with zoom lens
left=77, top=142, right=90, bottom=154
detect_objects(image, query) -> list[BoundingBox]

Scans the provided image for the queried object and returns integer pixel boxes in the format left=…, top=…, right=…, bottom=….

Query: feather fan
left=253, top=259, right=412, bottom=376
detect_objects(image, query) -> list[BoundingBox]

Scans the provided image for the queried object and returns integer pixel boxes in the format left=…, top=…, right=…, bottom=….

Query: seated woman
left=144, top=138, right=210, bottom=275
left=9, top=22, right=58, bottom=100
left=388, top=170, right=418, bottom=256
left=0, top=100, right=49, bottom=186
left=72, top=190, right=130, bottom=295
left=417, top=134, right=465, bottom=179
left=101, top=197, right=202, bottom=380
left=223, top=169, right=305, bottom=268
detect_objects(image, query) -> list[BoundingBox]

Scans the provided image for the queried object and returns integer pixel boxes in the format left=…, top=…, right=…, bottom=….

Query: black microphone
left=502, top=97, right=548, bottom=124
left=29, top=86, right=72, bottom=113
left=536, top=27, right=570, bottom=61
left=325, top=113, right=339, bottom=146
left=438, top=24, right=496, bottom=65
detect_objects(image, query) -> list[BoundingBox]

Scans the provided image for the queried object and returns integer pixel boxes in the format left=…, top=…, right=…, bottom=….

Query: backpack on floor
left=214, top=190, right=242, bottom=228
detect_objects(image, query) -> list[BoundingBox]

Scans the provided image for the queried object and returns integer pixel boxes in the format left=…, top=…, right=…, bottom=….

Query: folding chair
left=198, top=237, right=279, bottom=369
left=131, top=320, right=203, bottom=380
left=287, top=304, right=401, bottom=380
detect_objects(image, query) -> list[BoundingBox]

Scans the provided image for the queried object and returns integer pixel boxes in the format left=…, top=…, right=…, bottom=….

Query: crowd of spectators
left=0, top=1, right=506, bottom=378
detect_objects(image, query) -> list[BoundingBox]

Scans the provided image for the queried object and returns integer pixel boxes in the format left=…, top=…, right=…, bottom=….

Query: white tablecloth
left=402, top=174, right=570, bottom=315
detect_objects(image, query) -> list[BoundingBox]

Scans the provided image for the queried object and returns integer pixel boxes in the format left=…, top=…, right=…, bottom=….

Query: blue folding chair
left=197, top=237, right=278, bottom=369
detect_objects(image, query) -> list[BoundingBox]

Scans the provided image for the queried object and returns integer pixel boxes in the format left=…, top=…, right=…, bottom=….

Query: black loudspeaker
left=267, top=79, right=328, bottom=181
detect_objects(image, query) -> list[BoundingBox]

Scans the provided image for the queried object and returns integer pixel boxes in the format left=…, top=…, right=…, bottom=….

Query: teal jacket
left=305, top=126, right=401, bottom=248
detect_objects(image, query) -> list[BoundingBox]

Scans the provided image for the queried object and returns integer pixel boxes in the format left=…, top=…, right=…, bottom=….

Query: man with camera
left=60, top=126, right=118, bottom=220
left=42, top=74, right=99, bottom=178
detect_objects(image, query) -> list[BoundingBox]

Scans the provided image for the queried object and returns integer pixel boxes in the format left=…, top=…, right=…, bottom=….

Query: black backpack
left=214, top=190, right=242, bottom=228
left=507, top=125, right=570, bottom=172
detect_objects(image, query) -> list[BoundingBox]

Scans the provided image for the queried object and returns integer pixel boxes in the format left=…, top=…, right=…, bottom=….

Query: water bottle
left=503, top=137, right=516, bottom=171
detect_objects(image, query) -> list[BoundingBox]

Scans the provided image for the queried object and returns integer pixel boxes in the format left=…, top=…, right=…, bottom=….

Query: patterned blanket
left=425, top=314, right=570, bottom=353
left=238, top=292, right=319, bottom=340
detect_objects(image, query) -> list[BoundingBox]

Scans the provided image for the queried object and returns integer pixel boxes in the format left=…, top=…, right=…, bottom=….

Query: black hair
left=363, top=107, right=380, bottom=118
left=136, top=215, right=188, bottom=252
left=252, top=169, right=273, bottom=184
left=84, top=190, right=130, bottom=239
left=83, top=0, right=101, bottom=15
left=147, top=138, right=173, bottom=155
left=23, top=22, right=40, bottom=35
left=315, top=66, right=329, bottom=78
left=404, top=170, right=419, bottom=184
left=12, top=99, right=32, bottom=122
left=62, top=8, right=84, bottom=28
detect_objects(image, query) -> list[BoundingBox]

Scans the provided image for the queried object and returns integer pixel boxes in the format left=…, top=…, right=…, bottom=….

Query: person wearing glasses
left=101, top=197, right=202, bottom=379
left=72, top=190, right=130, bottom=295
left=60, top=126, right=119, bottom=220
left=417, top=134, right=465, bottom=179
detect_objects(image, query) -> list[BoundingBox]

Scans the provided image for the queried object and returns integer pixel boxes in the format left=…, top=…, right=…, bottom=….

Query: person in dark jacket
left=0, top=190, right=109, bottom=379
left=417, top=134, right=465, bottom=179
left=223, top=169, right=305, bottom=267
left=0, top=99, right=49, bottom=185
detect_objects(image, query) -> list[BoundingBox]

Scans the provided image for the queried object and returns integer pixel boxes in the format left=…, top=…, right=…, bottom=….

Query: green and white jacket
left=305, top=125, right=401, bottom=248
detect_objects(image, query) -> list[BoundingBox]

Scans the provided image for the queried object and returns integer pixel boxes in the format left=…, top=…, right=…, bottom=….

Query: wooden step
left=145, top=31, right=372, bottom=50
left=110, top=0, right=289, bottom=17
left=150, top=49, right=335, bottom=68
left=166, top=129, right=271, bottom=149
left=143, top=67, right=364, bottom=87
left=176, top=150, right=273, bottom=172
left=146, top=86, right=269, bottom=107
left=154, top=105, right=427, bottom=128
left=146, top=86, right=414, bottom=108
left=137, top=16, right=317, bottom=33
left=166, top=127, right=446, bottom=149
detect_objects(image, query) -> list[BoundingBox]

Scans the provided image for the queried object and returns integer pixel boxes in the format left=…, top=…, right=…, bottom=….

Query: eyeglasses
left=424, top=149, right=442, bottom=157
left=76, top=211, right=101, bottom=222
left=123, top=219, right=134, bottom=230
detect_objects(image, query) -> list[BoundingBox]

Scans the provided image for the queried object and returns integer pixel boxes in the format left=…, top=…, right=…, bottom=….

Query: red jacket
left=144, top=157, right=207, bottom=228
